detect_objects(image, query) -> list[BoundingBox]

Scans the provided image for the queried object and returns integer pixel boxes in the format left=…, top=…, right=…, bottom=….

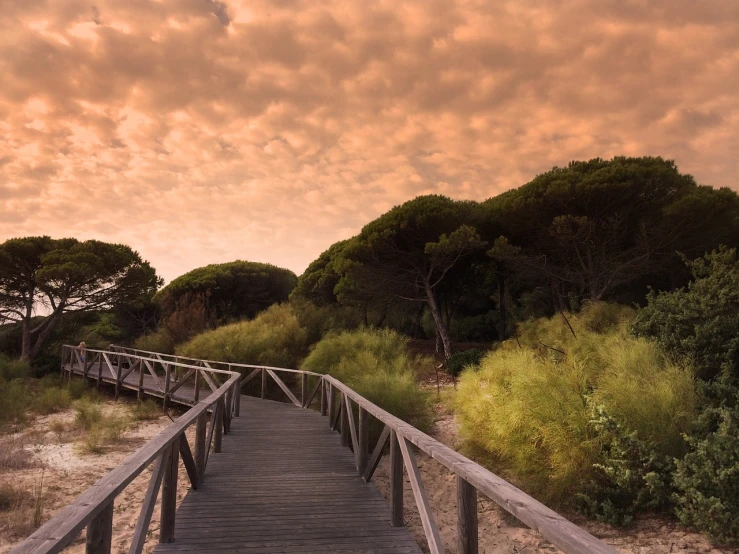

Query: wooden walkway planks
left=154, top=396, right=423, bottom=554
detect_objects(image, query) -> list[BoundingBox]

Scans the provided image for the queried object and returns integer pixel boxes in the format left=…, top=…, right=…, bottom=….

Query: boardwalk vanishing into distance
left=11, top=345, right=619, bottom=554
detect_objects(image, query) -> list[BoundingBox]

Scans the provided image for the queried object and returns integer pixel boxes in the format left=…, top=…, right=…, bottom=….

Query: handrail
left=11, top=346, right=241, bottom=554
left=109, top=344, right=323, bottom=377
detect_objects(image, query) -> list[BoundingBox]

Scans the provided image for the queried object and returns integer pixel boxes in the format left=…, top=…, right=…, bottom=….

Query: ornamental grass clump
left=456, top=302, right=696, bottom=520
left=176, top=304, right=309, bottom=368
left=301, top=328, right=433, bottom=431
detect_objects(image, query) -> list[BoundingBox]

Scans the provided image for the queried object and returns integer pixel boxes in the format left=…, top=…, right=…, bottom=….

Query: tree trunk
left=21, top=321, right=32, bottom=361
left=424, top=281, right=452, bottom=360
left=20, top=299, right=34, bottom=361
left=29, top=311, right=64, bottom=360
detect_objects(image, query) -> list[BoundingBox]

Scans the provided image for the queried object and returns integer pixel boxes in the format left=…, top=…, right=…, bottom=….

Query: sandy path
left=372, top=402, right=734, bottom=554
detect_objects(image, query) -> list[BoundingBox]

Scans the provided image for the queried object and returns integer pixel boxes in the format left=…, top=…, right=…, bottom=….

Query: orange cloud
left=1, top=0, right=737, bottom=281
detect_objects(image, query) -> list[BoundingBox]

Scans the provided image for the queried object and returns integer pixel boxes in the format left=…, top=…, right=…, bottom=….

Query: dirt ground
left=0, top=399, right=194, bottom=554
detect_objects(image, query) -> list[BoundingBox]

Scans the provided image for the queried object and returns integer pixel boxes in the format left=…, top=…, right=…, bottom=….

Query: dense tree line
left=3, top=155, right=738, bottom=370
left=293, top=156, right=739, bottom=357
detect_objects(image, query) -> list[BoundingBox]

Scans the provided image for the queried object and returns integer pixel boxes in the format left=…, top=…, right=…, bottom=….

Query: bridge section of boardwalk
left=157, top=396, right=422, bottom=553
left=12, top=345, right=620, bottom=554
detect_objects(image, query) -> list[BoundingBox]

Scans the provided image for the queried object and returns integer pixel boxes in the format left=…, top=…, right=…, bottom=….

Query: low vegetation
left=301, top=329, right=433, bottom=431
left=456, top=303, right=696, bottom=524
left=176, top=303, right=309, bottom=368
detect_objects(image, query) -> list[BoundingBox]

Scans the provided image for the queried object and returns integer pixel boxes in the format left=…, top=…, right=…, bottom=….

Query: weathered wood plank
left=160, top=444, right=179, bottom=543
left=363, top=425, right=389, bottom=482
left=128, top=454, right=166, bottom=554
left=266, top=370, right=301, bottom=407
left=179, top=435, right=199, bottom=491
left=397, top=437, right=443, bottom=554
left=457, top=475, right=478, bottom=554
left=85, top=500, right=113, bottom=554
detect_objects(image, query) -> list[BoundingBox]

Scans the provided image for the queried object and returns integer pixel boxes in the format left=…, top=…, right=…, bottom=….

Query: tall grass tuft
left=34, top=387, right=72, bottom=415
left=301, top=328, right=433, bottom=431
left=131, top=400, right=162, bottom=421
left=456, top=302, right=696, bottom=508
left=176, top=304, right=309, bottom=368
left=74, top=400, right=103, bottom=430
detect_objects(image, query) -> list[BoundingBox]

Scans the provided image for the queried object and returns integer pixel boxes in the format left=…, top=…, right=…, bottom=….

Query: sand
left=0, top=400, right=193, bottom=554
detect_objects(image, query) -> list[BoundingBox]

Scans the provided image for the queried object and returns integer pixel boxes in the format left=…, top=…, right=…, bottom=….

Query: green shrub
left=102, top=418, right=129, bottom=442
left=455, top=302, right=695, bottom=514
left=67, top=378, right=90, bottom=400
left=131, top=400, right=162, bottom=421
left=0, top=356, right=31, bottom=381
left=33, top=387, right=72, bottom=415
left=672, top=388, right=739, bottom=545
left=575, top=405, right=676, bottom=525
left=301, top=328, right=411, bottom=378
left=301, top=328, right=432, bottom=430
left=177, top=304, right=309, bottom=368
left=77, top=426, right=105, bottom=455
left=446, top=349, right=486, bottom=377
left=633, top=246, right=739, bottom=381
left=134, top=328, right=176, bottom=355
left=0, top=380, right=29, bottom=424
left=74, top=400, right=103, bottom=430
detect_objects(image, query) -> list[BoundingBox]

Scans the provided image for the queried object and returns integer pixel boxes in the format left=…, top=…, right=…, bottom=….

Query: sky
left=1, top=1, right=738, bottom=284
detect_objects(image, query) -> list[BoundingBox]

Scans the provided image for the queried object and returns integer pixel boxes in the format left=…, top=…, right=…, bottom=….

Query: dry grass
left=131, top=399, right=162, bottom=421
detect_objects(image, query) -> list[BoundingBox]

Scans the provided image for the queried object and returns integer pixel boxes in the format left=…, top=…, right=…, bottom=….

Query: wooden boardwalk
left=15, top=346, right=618, bottom=554
left=155, top=396, right=422, bottom=553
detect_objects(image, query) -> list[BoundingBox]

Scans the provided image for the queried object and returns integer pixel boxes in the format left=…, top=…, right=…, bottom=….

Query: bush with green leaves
left=445, top=349, right=486, bottom=377
left=176, top=304, right=309, bottom=368
left=633, top=246, right=739, bottom=381
left=301, top=328, right=433, bottom=431
left=671, top=400, right=739, bottom=545
left=455, top=302, right=695, bottom=514
left=0, top=355, right=31, bottom=381
left=575, top=405, right=676, bottom=525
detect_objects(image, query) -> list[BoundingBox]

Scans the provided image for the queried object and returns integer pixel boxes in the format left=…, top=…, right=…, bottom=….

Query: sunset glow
left=2, top=0, right=738, bottom=282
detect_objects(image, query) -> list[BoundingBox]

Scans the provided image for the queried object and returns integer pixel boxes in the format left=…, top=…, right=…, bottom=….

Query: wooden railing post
left=137, top=360, right=145, bottom=404
left=261, top=368, right=266, bottom=399
left=160, top=443, right=179, bottom=543
left=97, top=353, right=103, bottom=389
left=340, top=395, right=349, bottom=447
left=114, top=355, right=122, bottom=400
left=358, top=406, right=368, bottom=476
left=86, top=500, right=113, bottom=554
left=390, top=430, right=404, bottom=527
left=162, top=364, right=171, bottom=409
left=224, top=388, right=233, bottom=435
left=301, top=373, right=308, bottom=407
left=457, top=476, right=478, bottom=554
left=234, top=377, right=241, bottom=417
left=327, top=383, right=334, bottom=427
left=194, top=368, right=200, bottom=403
left=195, top=412, right=207, bottom=483
left=320, top=379, right=327, bottom=416
left=214, top=398, right=224, bottom=453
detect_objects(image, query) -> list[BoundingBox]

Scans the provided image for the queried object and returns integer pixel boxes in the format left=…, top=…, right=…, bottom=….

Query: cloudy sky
left=1, top=0, right=738, bottom=283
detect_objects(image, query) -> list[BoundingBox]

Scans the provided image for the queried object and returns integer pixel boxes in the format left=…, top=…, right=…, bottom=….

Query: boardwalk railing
left=13, top=346, right=241, bottom=554
left=15, top=345, right=618, bottom=554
